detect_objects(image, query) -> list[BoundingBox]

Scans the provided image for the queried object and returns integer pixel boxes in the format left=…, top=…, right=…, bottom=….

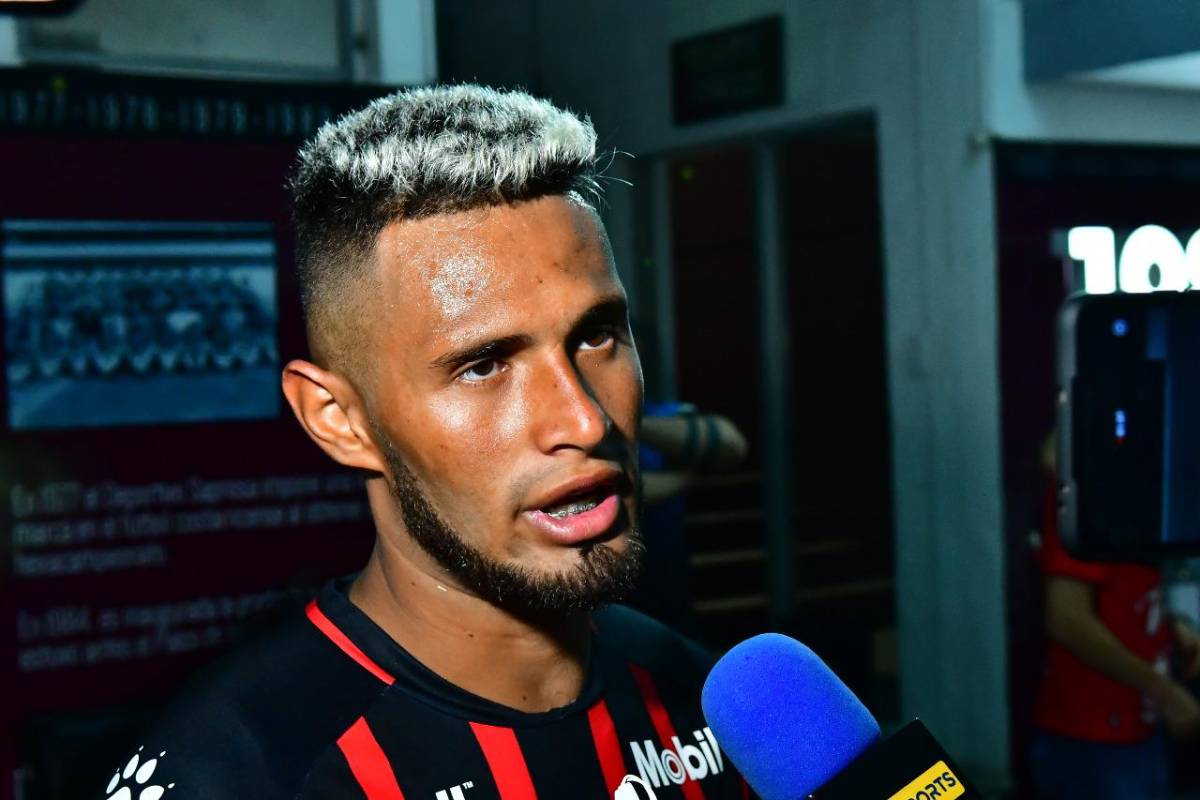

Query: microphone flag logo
left=886, top=760, right=964, bottom=800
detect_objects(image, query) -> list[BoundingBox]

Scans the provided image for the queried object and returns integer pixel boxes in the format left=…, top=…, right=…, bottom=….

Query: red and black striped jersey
left=99, top=578, right=751, bottom=800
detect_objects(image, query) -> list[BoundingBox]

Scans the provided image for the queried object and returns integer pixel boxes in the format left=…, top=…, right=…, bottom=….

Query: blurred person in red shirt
left=1031, top=434, right=1200, bottom=799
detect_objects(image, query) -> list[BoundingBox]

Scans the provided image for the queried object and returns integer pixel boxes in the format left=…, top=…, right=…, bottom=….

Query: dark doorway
left=660, top=123, right=895, bottom=717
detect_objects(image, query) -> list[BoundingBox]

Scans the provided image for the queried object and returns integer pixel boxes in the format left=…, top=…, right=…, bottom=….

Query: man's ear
left=280, top=359, right=385, bottom=473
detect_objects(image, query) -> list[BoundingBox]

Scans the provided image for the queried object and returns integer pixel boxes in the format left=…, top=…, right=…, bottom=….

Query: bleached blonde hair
left=288, top=84, right=604, bottom=367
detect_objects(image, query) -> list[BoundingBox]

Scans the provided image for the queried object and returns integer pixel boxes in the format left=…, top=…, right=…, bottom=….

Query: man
left=1030, top=435, right=1200, bottom=800
left=99, top=85, right=747, bottom=800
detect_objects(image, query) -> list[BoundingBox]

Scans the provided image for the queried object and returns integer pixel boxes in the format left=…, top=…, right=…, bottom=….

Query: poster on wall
left=0, top=69, right=388, bottom=800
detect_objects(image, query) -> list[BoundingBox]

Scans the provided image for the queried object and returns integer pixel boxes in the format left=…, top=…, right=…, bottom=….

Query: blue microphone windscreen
left=701, top=633, right=882, bottom=800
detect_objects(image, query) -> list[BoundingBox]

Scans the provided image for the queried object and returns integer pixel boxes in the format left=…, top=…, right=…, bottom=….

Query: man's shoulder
left=101, top=602, right=388, bottom=799
left=594, top=603, right=716, bottom=688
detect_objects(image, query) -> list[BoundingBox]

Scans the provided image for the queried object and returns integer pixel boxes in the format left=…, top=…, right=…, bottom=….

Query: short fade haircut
left=288, top=84, right=603, bottom=370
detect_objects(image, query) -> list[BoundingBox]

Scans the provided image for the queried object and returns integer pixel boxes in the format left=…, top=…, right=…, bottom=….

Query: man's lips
left=522, top=493, right=621, bottom=545
left=525, top=469, right=622, bottom=512
left=521, top=469, right=627, bottom=545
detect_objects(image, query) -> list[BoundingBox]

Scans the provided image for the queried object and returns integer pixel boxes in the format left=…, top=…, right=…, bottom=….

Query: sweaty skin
left=282, top=195, right=642, bottom=712
left=424, top=246, right=504, bottom=327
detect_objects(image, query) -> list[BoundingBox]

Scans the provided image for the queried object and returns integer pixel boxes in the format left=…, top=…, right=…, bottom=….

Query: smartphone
left=1056, top=291, right=1200, bottom=560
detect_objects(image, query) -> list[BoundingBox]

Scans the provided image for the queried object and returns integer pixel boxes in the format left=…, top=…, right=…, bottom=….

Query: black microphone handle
left=808, top=720, right=981, bottom=800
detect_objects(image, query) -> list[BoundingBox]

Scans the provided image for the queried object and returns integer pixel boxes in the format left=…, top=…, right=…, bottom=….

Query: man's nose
left=529, top=351, right=610, bottom=455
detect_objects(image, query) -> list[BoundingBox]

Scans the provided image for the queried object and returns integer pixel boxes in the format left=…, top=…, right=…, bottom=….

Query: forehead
left=371, top=195, right=619, bottom=346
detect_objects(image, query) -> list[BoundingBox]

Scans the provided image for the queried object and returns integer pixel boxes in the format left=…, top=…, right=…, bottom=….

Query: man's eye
left=460, top=359, right=501, bottom=382
left=579, top=329, right=615, bottom=350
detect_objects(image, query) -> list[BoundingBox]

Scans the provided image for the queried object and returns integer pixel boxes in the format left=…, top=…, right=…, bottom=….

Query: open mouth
left=542, top=488, right=608, bottom=519
left=524, top=475, right=624, bottom=544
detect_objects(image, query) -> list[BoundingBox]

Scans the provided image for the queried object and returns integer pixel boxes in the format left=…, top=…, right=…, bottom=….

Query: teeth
left=545, top=495, right=601, bottom=518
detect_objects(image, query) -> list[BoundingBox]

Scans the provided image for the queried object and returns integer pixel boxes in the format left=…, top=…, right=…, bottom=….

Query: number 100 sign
left=1068, top=225, right=1200, bottom=295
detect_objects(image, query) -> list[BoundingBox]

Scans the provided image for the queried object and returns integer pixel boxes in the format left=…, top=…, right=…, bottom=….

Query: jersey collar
left=309, top=576, right=607, bottom=727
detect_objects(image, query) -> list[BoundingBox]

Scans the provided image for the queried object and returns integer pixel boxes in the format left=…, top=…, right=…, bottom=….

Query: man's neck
left=349, top=492, right=591, bottom=714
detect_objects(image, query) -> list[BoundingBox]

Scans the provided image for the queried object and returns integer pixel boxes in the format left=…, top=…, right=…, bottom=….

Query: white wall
left=0, top=17, right=19, bottom=66
left=375, top=0, right=437, bottom=86
left=984, top=0, right=1200, bottom=147
left=1021, top=0, right=1200, bottom=81
left=2, top=0, right=437, bottom=85
left=18, top=0, right=346, bottom=79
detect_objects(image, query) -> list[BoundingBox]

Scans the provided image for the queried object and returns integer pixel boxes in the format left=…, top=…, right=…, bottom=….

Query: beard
left=376, top=435, right=644, bottom=615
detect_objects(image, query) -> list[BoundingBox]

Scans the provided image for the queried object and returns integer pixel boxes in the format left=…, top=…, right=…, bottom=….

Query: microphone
left=701, top=633, right=979, bottom=800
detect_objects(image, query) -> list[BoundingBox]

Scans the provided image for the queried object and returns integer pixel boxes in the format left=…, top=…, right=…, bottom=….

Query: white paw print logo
left=105, top=746, right=175, bottom=800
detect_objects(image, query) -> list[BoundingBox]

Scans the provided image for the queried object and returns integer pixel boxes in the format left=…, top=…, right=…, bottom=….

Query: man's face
left=363, top=195, right=643, bottom=612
